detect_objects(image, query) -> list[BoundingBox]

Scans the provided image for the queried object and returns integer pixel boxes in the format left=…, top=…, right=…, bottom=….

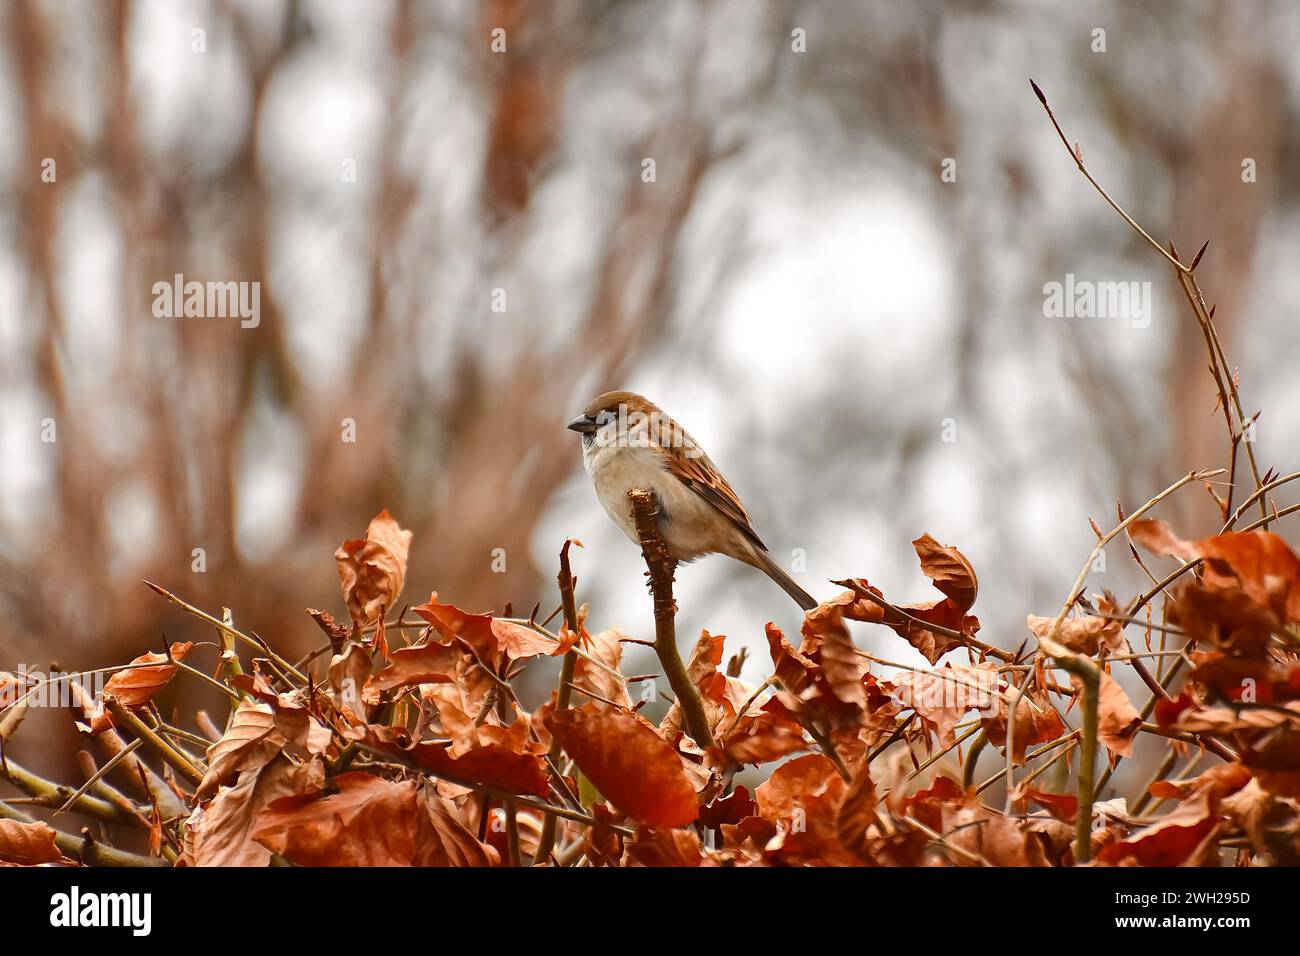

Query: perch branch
left=628, top=489, right=714, bottom=750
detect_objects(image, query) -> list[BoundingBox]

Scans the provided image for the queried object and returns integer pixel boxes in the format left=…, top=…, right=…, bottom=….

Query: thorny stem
left=219, top=606, right=248, bottom=707
left=1222, top=470, right=1300, bottom=532
left=1031, top=79, right=1266, bottom=520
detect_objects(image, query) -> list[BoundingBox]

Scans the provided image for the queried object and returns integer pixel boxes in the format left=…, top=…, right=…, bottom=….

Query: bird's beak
left=566, top=414, right=597, bottom=434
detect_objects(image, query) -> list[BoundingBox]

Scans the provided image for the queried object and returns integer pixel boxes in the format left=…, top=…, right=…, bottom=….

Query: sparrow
left=567, top=390, right=817, bottom=611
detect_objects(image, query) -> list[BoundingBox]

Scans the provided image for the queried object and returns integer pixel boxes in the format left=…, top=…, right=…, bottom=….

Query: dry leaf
left=252, top=772, right=496, bottom=866
left=335, top=509, right=412, bottom=629
left=0, top=819, right=62, bottom=866
left=546, top=703, right=698, bottom=828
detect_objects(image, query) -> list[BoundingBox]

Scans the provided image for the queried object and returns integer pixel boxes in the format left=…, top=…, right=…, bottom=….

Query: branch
left=0, top=756, right=137, bottom=826
left=627, top=489, right=714, bottom=750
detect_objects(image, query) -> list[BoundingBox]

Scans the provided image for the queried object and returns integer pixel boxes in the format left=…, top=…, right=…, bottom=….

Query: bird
left=567, top=390, right=817, bottom=611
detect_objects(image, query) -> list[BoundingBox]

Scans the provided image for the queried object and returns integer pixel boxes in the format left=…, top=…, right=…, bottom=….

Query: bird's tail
left=753, top=548, right=819, bottom=612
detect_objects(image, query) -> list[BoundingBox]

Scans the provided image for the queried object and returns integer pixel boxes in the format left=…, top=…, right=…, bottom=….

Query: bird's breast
left=583, top=443, right=735, bottom=562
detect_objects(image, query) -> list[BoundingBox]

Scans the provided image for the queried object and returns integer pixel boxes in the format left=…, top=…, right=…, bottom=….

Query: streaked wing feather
left=663, top=443, right=767, bottom=552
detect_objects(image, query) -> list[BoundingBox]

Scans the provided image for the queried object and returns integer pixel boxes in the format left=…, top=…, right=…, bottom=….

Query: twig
left=105, top=698, right=205, bottom=787
left=533, top=539, right=586, bottom=864
left=1029, top=79, right=1184, bottom=271
left=142, top=580, right=306, bottom=683
left=1043, top=469, right=1221, bottom=647
left=505, top=800, right=522, bottom=868
left=1221, top=470, right=1300, bottom=531
left=835, top=580, right=1013, bottom=663
left=53, top=739, right=144, bottom=819
left=1038, top=643, right=1098, bottom=864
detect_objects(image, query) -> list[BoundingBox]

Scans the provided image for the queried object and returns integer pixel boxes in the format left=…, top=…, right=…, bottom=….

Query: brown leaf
left=1198, top=531, right=1300, bottom=623
left=834, top=766, right=878, bottom=863
left=1221, top=779, right=1273, bottom=852
left=1129, top=519, right=1198, bottom=561
left=717, top=696, right=809, bottom=766
left=412, top=595, right=502, bottom=672
left=860, top=536, right=982, bottom=665
left=1011, top=784, right=1078, bottom=822
left=661, top=630, right=731, bottom=740
left=1188, top=652, right=1300, bottom=703
left=252, top=772, right=497, bottom=866
left=1242, top=724, right=1300, bottom=797
left=801, top=605, right=868, bottom=711
left=185, top=755, right=324, bottom=866
left=1027, top=614, right=1122, bottom=656
left=912, top=533, right=978, bottom=609
left=0, top=819, right=62, bottom=865
left=327, top=640, right=373, bottom=723
left=981, top=685, right=1067, bottom=766
left=1096, top=791, right=1221, bottom=866
left=699, top=786, right=757, bottom=830
left=572, top=627, right=633, bottom=710
left=335, top=509, right=412, bottom=629
left=368, top=641, right=461, bottom=693
left=1095, top=669, right=1142, bottom=758
left=492, top=619, right=563, bottom=662
left=888, top=663, right=1000, bottom=747
left=98, top=642, right=194, bottom=723
left=941, top=802, right=1031, bottom=866
left=0, top=671, right=29, bottom=742
left=409, top=738, right=552, bottom=798
left=198, top=699, right=286, bottom=798
left=625, top=826, right=704, bottom=866
left=755, top=753, right=839, bottom=823
left=1172, top=705, right=1291, bottom=736
left=1148, top=762, right=1252, bottom=802
left=899, top=775, right=965, bottom=831
left=583, top=804, right=626, bottom=867
left=756, top=754, right=857, bottom=866
left=546, top=703, right=698, bottom=828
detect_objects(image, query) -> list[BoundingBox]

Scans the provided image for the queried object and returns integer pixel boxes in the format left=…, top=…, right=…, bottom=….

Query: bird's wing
left=661, top=438, right=768, bottom=552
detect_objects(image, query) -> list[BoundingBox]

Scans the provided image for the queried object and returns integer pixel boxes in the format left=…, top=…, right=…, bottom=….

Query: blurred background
left=3, top=0, right=1299, bottom=795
